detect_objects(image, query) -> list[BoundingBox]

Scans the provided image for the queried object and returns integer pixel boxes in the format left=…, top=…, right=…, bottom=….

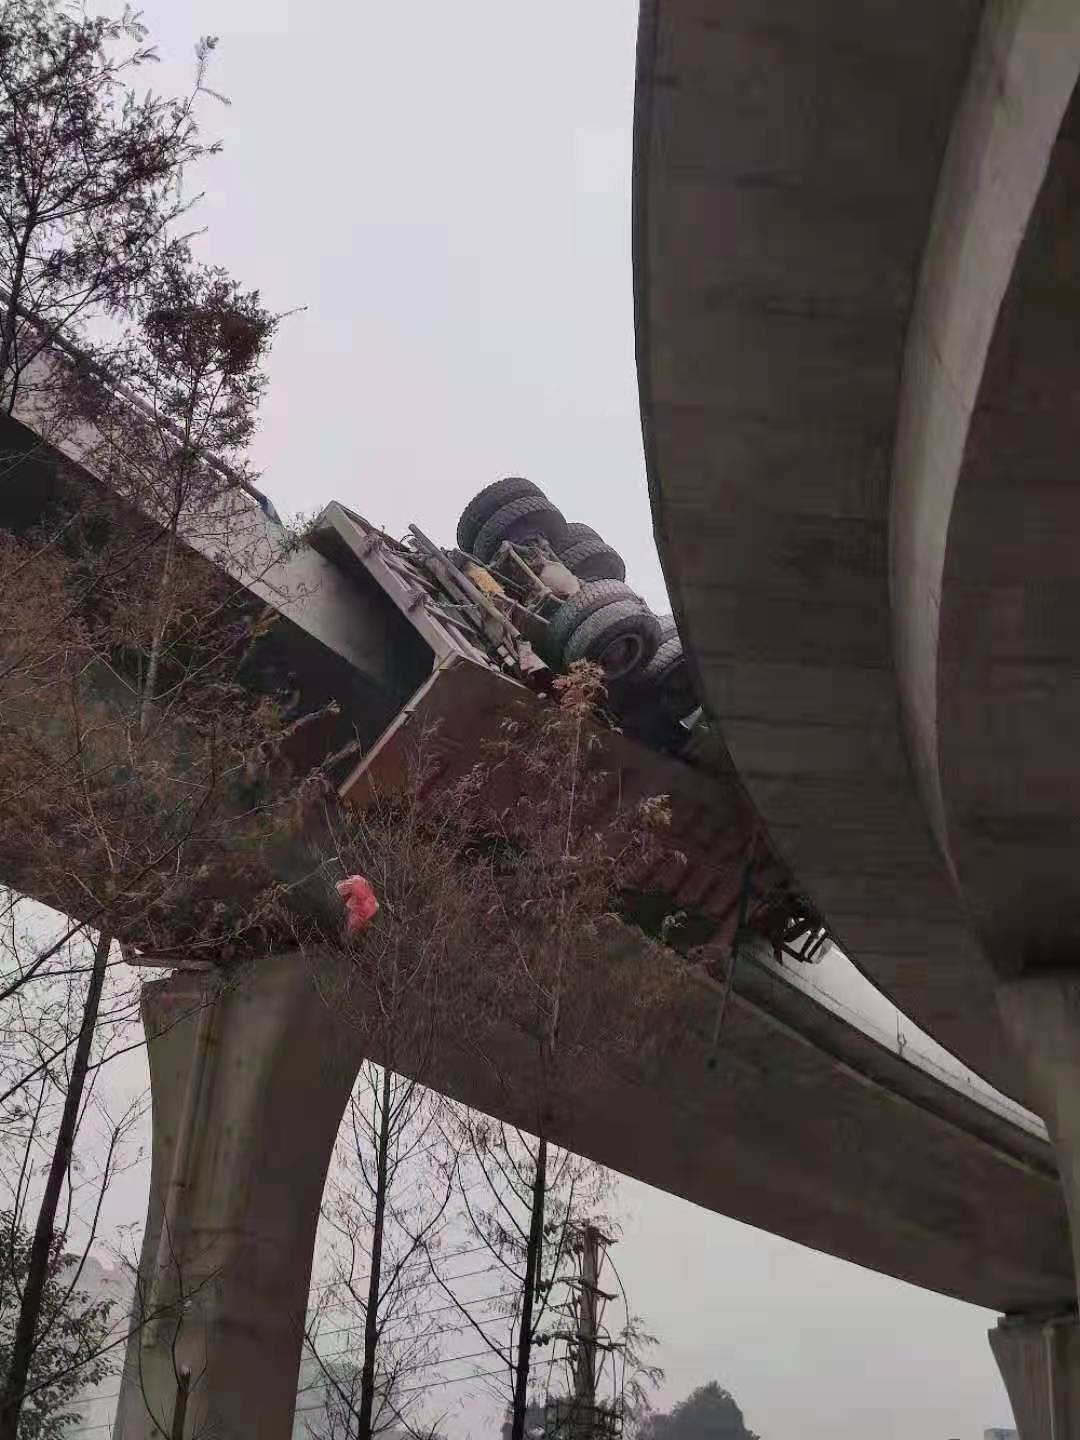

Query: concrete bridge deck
left=633, top=0, right=1080, bottom=1107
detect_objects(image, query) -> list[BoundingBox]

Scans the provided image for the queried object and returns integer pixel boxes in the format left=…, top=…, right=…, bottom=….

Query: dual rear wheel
left=456, top=480, right=690, bottom=692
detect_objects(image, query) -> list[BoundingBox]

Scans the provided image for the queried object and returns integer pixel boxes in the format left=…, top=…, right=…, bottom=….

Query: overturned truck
left=0, top=357, right=827, bottom=967
left=307, top=477, right=829, bottom=969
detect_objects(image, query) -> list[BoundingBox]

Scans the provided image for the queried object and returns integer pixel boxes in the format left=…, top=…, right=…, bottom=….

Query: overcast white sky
left=83, top=3, right=1016, bottom=1436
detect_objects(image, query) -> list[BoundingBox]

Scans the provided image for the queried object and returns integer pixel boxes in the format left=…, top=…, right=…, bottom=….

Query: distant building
left=58, top=1254, right=134, bottom=1437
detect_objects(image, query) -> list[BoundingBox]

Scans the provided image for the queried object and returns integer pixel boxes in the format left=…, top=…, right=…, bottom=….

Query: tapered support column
left=993, top=973, right=1080, bottom=1440
left=990, top=1313, right=1080, bottom=1440
left=113, top=952, right=364, bottom=1440
left=998, top=975, right=1080, bottom=1288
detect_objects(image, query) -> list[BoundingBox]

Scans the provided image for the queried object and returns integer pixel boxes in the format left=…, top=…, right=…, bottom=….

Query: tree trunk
left=511, top=1134, right=548, bottom=1440
left=0, top=927, right=111, bottom=1440
left=0, top=219, right=34, bottom=414
left=357, top=1064, right=393, bottom=1440
left=139, top=526, right=177, bottom=738
left=170, top=1366, right=191, bottom=1440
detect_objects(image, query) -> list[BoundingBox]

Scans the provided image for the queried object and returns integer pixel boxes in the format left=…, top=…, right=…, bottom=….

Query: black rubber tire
left=473, top=493, right=569, bottom=564
left=544, top=579, right=637, bottom=658
left=558, top=522, right=603, bottom=551
left=640, top=636, right=697, bottom=717
left=559, top=534, right=626, bottom=583
left=642, top=635, right=682, bottom=681
left=563, top=600, right=661, bottom=679
left=457, top=477, right=542, bottom=551
left=655, top=613, right=678, bottom=644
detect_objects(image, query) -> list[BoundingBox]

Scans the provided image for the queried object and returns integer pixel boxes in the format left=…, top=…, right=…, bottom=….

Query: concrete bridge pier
left=990, top=1314, right=1080, bottom=1440
left=998, top=977, right=1080, bottom=1297
left=992, top=975, right=1080, bottom=1439
left=113, top=953, right=363, bottom=1440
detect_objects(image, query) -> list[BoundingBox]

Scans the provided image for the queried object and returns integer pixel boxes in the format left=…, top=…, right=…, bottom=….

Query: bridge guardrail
left=758, top=947, right=1047, bottom=1140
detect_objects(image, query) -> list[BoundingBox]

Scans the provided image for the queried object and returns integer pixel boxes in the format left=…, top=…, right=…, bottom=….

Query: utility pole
left=573, top=1224, right=602, bottom=1421
left=546, top=1223, right=619, bottom=1440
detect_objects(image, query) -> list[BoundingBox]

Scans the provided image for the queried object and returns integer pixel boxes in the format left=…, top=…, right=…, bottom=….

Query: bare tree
left=0, top=915, right=146, bottom=1440
left=298, top=731, right=508, bottom=1440
left=301, top=1358, right=368, bottom=1440
left=0, top=244, right=328, bottom=1437
left=439, top=666, right=679, bottom=1440
left=616, top=1317, right=665, bottom=1440
left=0, top=242, right=306, bottom=980
left=0, top=0, right=222, bottom=416
left=318, top=665, right=682, bottom=1440
left=300, top=1341, right=446, bottom=1440
left=303, top=1068, right=457, bottom=1440
left=432, top=1114, right=608, bottom=1440
left=458, top=665, right=682, bottom=1125
left=327, top=663, right=684, bottom=1124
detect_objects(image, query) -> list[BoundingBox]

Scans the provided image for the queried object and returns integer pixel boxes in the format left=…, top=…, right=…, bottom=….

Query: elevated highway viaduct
left=634, top=0, right=1080, bottom=1430
left=0, top=393, right=1070, bottom=1436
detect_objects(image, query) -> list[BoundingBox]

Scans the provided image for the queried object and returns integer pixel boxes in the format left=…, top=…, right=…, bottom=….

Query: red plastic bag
left=336, top=875, right=379, bottom=936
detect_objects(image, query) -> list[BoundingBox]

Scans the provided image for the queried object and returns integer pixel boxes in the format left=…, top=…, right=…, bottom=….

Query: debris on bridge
left=336, top=874, right=379, bottom=935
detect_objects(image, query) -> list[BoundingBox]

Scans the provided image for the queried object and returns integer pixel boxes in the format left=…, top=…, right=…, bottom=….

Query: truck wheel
left=457, top=477, right=543, bottom=551
left=560, top=522, right=602, bottom=549
left=655, top=613, right=678, bottom=644
left=473, top=494, right=569, bottom=564
left=559, top=533, right=626, bottom=583
left=544, top=579, right=637, bottom=658
left=563, top=600, right=661, bottom=680
left=640, top=636, right=697, bottom=718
